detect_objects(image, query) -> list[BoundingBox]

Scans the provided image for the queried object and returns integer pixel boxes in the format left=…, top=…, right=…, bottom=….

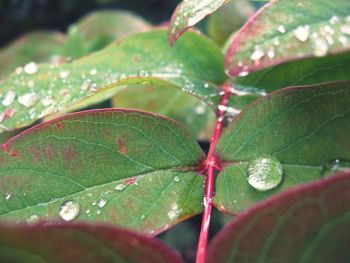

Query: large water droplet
left=59, top=201, right=80, bottom=221
left=97, top=198, right=107, bottom=208
left=18, top=92, right=38, bottom=108
left=247, top=155, right=283, bottom=191
left=174, top=176, right=180, bottom=183
left=313, top=39, right=329, bottom=57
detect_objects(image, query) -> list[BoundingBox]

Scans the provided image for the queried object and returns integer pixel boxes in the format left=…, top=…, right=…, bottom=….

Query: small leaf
left=0, top=31, right=65, bottom=79
left=215, top=81, right=350, bottom=213
left=0, top=223, right=183, bottom=263
left=208, top=171, right=350, bottom=263
left=207, top=0, right=255, bottom=45
left=0, top=29, right=226, bottom=133
left=64, top=10, right=151, bottom=58
left=168, top=0, right=228, bottom=46
left=234, top=51, right=350, bottom=94
left=226, top=0, right=350, bottom=76
left=0, top=109, right=205, bottom=234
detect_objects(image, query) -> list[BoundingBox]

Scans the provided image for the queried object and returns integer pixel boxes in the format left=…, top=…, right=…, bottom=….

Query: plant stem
left=196, top=84, right=231, bottom=263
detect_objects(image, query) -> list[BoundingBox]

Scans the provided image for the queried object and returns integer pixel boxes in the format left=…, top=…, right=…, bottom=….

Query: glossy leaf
left=215, top=81, right=350, bottom=213
left=0, top=31, right=65, bottom=79
left=112, top=84, right=216, bottom=139
left=0, top=109, right=205, bottom=234
left=234, top=51, right=350, bottom=94
left=168, top=0, right=228, bottom=46
left=207, top=0, right=255, bottom=45
left=208, top=171, right=350, bottom=263
left=0, top=29, right=226, bottom=133
left=64, top=10, right=151, bottom=58
left=226, top=0, right=350, bottom=76
left=0, top=223, right=183, bottom=263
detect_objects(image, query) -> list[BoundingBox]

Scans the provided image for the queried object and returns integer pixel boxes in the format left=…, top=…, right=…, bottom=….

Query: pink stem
left=196, top=84, right=231, bottom=263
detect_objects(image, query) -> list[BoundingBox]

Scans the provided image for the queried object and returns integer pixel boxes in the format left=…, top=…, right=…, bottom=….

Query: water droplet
left=97, top=198, right=107, bottom=208
left=278, top=25, right=286, bottom=34
left=18, top=92, right=38, bottom=108
left=96, top=210, right=101, bottom=215
left=26, top=214, right=39, bottom=224
left=174, top=176, right=180, bottom=183
left=251, top=48, right=264, bottom=61
left=24, top=62, right=38, bottom=75
left=59, top=70, right=70, bottom=79
left=267, top=49, right=275, bottom=58
left=2, top=91, right=16, bottom=106
left=59, top=201, right=80, bottom=221
left=195, top=105, right=205, bottom=115
left=247, top=155, right=283, bottom=191
left=313, top=38, right=329, bottom=57
left=323, top=158, right=350, bottom=175
left=140, top=214, right=146, bottom=221
left=329, top=16, right=338, bottom=25
left=238, top=70, right=249, bottom=77
left=5, top=193, right=11, bottom=200
left=204, top=83, right=210, bottom=88
left=89, top=68, right=98, bottom=76
left=294, top=25, right=310, bottom=42
left=114, top=183, right=126, bottom=191
left=42, top=96, right=55, bottom=107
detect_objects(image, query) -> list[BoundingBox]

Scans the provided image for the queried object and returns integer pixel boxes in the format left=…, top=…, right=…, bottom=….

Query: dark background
left=0, top=0, right=180, bottom=47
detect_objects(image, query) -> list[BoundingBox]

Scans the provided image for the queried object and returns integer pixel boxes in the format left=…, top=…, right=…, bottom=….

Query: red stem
left=196, top=84, right=231, bottom=263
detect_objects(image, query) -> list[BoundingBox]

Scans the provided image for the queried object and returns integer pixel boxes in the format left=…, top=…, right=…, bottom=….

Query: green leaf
left=0, top=109, right=205, bottom=234
left=208, top=171, right=350, bottom=263
left=0, top=31, right=65, bottom=79
left=207, top=0, right=255, bottom=45
left=234, top=51, right=350, bottom=94
left=226, top=0, right=350, bottom=76
left=0, top=223, right=183, bottom=263
left=215, top=81, right=350, bottom=213
left=112, top=83, right=216, bottom=139
left=64, top=10, right=151, bottom=58
left=0, top=29, right=226, bottom=133
left=168, top=0, right=228, bottom=46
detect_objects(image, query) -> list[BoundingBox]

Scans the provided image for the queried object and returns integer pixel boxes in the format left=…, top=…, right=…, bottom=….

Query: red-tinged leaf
left=0, top=109, right=205, bottom=234
left=0, top=222, right=183, bottom=263
left=215, top=81, right=350, bottom=213
left=168, top=0, right=228, bottom=46
left=208, top=171, right=350, bottom=263
left=225, top=0, right=350, bottom=77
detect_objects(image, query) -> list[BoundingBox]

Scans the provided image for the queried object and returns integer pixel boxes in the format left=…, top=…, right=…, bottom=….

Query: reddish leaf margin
left=207, top=171, right=350, bottom=263
left=0, top=222, right=184, bottom=263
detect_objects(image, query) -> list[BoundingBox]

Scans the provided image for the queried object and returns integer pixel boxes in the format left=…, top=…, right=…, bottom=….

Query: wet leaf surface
left=208, top=171, right=350, bottom=263
left=226, top=0, right=350, bottom=76
left=0, top=29, right=226, bottom=133
left=0, top=109, right=205, bottom=234
left=215, top=81, right=350, bottom=213
left=0, top=222, right=184, bottom=263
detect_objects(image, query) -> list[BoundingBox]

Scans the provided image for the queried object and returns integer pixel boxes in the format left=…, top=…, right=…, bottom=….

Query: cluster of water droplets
left=236, top=15, right=350, bottom=77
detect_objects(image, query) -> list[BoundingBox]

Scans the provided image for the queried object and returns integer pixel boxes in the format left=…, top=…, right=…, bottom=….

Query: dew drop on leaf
left=141, top=214, right=146, bottom=221
left=322, top=158, right=350, bottom=175
left=114, top=183, right=126, bottom=191
left=294, top=25, right=310, bottom=42
left=5, top=193, right=11, bottom=200
left=2, top=91, right=16, bottom=106
left=247, top=155, right=283, bottom=191
left=23, top=62, right=39, bottom=75
left=59, top=201, right=80, bottom=221
left=97, top=198, right=107, bottom=208
left=174, top=176, right=180, bottom=183
left=26, top=214, right=39, bottom=224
